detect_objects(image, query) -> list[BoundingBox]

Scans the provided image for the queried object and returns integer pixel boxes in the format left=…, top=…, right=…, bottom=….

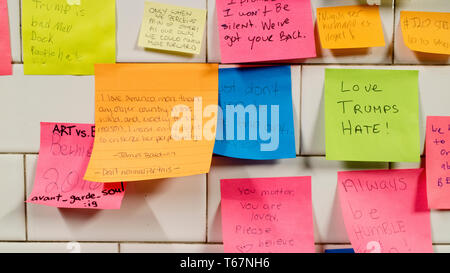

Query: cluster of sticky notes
left=22, top=0, right=116, bottom=75
left=27, top=123, right=126, bottom=209
left=138, top=1, right=207, bottom=55
left=401, top=11, right=450, bottom=55
left=0, top=0, right=12, bottom=75
left=324, top=68, right=420, bottom=163
left=338, top=169, right=433, bottom=253
left=220, top=177, right=314, bottom=253
left=214, top=66, right=296, bottom=160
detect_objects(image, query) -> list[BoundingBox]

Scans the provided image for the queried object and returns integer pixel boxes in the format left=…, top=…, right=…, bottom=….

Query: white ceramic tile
left=300, top=65, right=450, bottom=156
left=394, top=0, right=450, bottom=64
left=0, top=155, right=25, bottom=240
left=26, top=155, right=206, bottom=242
left=207, top=156, right=387, bottom=243
left=120, top=243, right=224, bottom=253
left=0, top=242, right=118, bottom=253
left=433, top=245, right=450, bottom=253
left=207, top=0, right=394, bottom=64
left=7, top=0, right=21, bottom=63
left=116, top=0, right=207, bottom=63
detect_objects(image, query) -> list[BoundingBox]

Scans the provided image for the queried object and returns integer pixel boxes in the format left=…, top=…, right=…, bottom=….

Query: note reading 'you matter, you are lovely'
left=325, top=69, right=420, bottom=162
left=27, top=123, right=126, bottom=210
left=0, top=0, right=12, bottom=75
left=84, top=64, right=219, bottom=183
left=221, top=177, right=315, bottom=253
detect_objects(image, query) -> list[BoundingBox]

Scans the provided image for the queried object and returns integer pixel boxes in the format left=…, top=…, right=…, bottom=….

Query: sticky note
left=401, top=11, right=450, bottom=55
left=22, top=0, right=116, bottom=75
left=426, top=116, right=450, bottom=209
left=0, top=0, right=12, bottom=75
left=324, top=248, right=355, bottom=253
left=214, top=66, right=296, bottom=160
left=138, top=1, right=206, bottom=55
left=84, top=64, right=218, bottom=183
left=220, top=177, right=315, bottom=253
left=216, top=0, right=316, bottom=63
left=338, top=169, right=433, bottom=253
left=317, top=5, right=385, bottom=49
left=325, top=69, right=420, bottom=162
left=27, top=123, right=126, bottom=209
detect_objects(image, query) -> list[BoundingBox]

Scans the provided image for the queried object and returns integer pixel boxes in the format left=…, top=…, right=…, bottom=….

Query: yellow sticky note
left=22, top=0, right=116, bottom=75
left=317, top=5, right=385, bottom=49
left=84, top=64, right=218, bottom=183
left=401, top=11, right=450, bottom=55
left=138, top=1, right=206, bottom=55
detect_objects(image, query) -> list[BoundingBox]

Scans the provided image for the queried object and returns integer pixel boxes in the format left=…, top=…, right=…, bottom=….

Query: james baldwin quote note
left=216, top=0, right=316, bottom=63
left=0, top=0, right=12, bottom=75
left=426, top=116, right=450, bottom=209
left=214, top=66, right=296, bottom=160
left=220, top=177, right=315, bottom=253
left=325, top=69, right=420, bottom=162
left=338, top=169, right=433, bottom=253
left=138, top=1, right=206, bottom=55
left=84, top=64, right=219, bottom=182
left=401, top=11, right=450, bottom=55
left=27, top=123, right=126, bottom=209
left=22, top=0, right=116, bottom=75
left=317, top=5, right=385, bottom=49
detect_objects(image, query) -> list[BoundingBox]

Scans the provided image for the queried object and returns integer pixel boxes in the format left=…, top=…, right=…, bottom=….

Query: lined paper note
left=221, top=177, right=315, bottom=253
left=22, top=0, right=116, bottom=75
left=0, top=0, right=12, bottom=75
left=27, top=123, right=126, bottom=209
left=338, top=169, right=433, bottom=253
left=84, top=64, right=218, bottom=182
left=426, top=116, right=450, bottom=209
left=325, top=69, right=420, bottom=162
left=317, top=5, right=385, bottom=49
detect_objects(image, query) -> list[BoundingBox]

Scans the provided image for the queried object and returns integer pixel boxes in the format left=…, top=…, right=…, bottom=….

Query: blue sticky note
left=214, top=66, right=296, bottom=160
left=325, top=248, right=355, bottom=253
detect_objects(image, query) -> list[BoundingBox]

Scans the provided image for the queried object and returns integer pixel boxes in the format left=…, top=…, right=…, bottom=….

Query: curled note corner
left=366, top=0, right=381, bottom=5
left=67, top=0, right=81, bottom=5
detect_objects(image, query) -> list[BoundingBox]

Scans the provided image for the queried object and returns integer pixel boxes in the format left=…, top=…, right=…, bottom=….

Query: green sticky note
left=22, top=0, right=116, bottom=75
left=324, top=69, right=420, bottom=162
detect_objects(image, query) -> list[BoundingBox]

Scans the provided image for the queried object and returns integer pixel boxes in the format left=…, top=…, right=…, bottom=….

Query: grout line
left=22, top=155, right=28, bottom=241
left=205, top=0, right=208, bottom=63
left=117, top=242, right=121, bottom=253
left=391, top=0, right=396, bottom=64
left=205, top=172, right=209, bottom=243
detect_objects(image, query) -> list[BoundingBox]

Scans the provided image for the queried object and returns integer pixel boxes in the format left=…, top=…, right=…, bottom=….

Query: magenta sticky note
left=27, top=122, right=126, bottom=210
left=338, top=169, right=433, bottom=253
left=220, top=176, right=315, bottom=253
left=0, top=0, right=12, bottom=75
left=216, top=0, right=316, bottom=63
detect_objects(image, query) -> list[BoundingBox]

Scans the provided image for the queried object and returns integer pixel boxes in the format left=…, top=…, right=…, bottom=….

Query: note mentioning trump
left=220, top=177, right=315, bottom=253
left=426, top=116, right=450, bottom=209
left=338, top=169, right=433, bottom=253
left=324, top=69, right=420, bottom=162
left=216, top=0, right=316, bottom=63
left=0, top=0, right=12, bottom=75
left=27, top=123, right=126, bottom=210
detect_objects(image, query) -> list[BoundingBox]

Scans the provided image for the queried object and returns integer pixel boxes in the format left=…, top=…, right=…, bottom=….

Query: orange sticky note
left=338, top=169, right=433, bottom=253
left=426, top=116, right=450, bottom=209
left=84, top=64, right=218, bottom=182
left=401, top=11, right=450, bottom=55
left=317, top=5, right=385, bottom=49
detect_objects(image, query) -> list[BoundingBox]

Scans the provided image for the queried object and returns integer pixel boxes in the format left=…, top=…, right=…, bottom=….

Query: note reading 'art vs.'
left=216, top=0, right=316, bottom=63
left=0, top=0, right=12, bottom=75
left=84, top=64, right=218, bottom=183
left=325, top=69, right=420, bottom=162
left=220, top=177, right=315, bottom=253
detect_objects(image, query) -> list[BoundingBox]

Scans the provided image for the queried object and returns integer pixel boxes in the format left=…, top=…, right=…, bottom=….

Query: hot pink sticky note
left=220, top=177, right=315, bottom=253
left=426, top=116, right=450, bottom=209
left=27, top=122, right=126, bottom=209
left=216, top=0, right=316, bottom=63
left=338, top=169, right=433, bottom=253
left=0, top=0, right=12, bottom=75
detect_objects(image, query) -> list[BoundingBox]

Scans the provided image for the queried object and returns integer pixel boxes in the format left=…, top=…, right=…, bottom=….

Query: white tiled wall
left=0, top=0, right=449, bottom=253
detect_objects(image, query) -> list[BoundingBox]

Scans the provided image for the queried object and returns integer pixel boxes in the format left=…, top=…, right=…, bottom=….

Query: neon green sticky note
left=22, top=0, right=116, bottom=75
left=138, top=1, right=206, bottom=55
left=324, top=69, right=420, bottom=162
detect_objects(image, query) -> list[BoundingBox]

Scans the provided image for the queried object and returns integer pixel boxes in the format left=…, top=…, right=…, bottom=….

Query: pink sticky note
left=426, top=116, right=450, bottom=209
left=338, top=169, right=433, bottom=253
left=216, top=0, right=316, bottom=63
left=220, top=177, right=315, bottom=253
left=0, top=0, right=12, bottom=75
left=27, top=123, right=126, bottom=209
